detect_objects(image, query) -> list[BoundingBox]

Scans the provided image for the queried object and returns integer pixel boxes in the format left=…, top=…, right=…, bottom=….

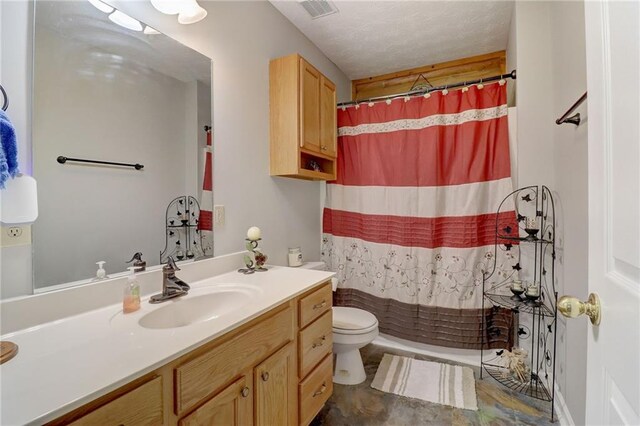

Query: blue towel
left=0, top=109, right=19, bottom=189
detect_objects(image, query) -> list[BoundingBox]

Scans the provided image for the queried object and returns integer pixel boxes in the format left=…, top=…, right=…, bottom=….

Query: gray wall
left=109, top=0, right=351, bottom=266
left=513, top=2, right=588, bottom=424
left=0, top=1, right=351, bottom=297
left=0, top=1, right=34, bottom=298
left=32, top=26, right=197, bottom=288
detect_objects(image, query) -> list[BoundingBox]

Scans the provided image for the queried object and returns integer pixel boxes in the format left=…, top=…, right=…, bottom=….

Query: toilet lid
left=333, top=307, right=378, bottom=331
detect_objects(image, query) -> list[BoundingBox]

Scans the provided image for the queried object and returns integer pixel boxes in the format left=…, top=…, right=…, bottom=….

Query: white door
left=584, top=1, right=640, bottom=425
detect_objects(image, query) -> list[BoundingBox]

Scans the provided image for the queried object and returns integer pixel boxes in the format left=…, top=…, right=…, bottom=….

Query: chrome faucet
left=149, top=257, right=190, bottom=304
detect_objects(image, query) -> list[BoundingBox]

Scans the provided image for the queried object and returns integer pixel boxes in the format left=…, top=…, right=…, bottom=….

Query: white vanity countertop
left=0, top=266, right=334, bottom=425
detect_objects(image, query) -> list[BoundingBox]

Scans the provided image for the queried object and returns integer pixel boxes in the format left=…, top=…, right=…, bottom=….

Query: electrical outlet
left=214, top=205, right=225, bottom=227
left=1, top=225, right=31, bottom=247
left=8, top=227, right=22, bottom=238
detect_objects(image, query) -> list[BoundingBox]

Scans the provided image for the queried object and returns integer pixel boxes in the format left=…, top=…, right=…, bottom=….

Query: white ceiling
left=269, top=1, right=514, bottom=80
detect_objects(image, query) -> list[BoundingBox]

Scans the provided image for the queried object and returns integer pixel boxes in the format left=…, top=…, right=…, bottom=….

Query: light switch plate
left=0, top=225, right=32, bottom=247
left=214, top=205, right=225, bottom=227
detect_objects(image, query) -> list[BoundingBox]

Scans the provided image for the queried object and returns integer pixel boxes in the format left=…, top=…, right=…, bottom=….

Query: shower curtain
left=198, top=127, right=213, bottom=256
left=322, top=83, right=517, bottom=350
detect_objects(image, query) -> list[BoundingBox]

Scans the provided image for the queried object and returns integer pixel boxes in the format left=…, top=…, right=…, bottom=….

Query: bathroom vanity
left=0, top=256, right=334, bottom=425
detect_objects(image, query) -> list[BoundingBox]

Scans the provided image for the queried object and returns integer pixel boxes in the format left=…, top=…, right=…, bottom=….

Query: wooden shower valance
left=351, top=50, right=506, bottom=101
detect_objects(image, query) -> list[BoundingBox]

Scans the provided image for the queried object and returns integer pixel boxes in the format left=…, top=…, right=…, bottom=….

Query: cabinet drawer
left=299, top=310, right=332, bottom=378
left=299, top=354, right=333, bottom=426
left=299, top=282, right=332, bottom=329
left=70, top=376, right=162, bottom=426
left=175, top=306, right=294, bottom=415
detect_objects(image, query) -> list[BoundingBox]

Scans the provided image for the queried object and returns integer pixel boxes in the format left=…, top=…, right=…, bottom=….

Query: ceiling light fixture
left=178, top=0, right=207, bottom=25
left=87, top=0, right=114, bottom=14
left=108, top=10, right=143, bottom=31
left=150, top=0, right=207, bottom=25
left=149, top=0, right=182, bottom=15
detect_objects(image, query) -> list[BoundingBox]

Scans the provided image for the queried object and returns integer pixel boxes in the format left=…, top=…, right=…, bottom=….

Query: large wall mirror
left=32, top=0, right=213, bottom=291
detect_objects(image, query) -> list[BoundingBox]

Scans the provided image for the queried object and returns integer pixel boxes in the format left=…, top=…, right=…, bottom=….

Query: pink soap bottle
left=123, top=267, right=141, bottom=314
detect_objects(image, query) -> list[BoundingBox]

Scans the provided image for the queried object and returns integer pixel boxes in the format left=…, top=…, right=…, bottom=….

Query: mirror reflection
left=32, top=0, right=213, bottom=291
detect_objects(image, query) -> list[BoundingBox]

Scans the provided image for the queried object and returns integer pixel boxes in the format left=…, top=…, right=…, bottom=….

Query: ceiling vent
left=298, top=0, right=339, bottom=19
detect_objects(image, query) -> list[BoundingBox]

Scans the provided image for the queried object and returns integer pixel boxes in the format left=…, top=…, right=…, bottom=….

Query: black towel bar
left=0, top=83, right=8, bottom=111
left=57, top=156, right=144, bottom=170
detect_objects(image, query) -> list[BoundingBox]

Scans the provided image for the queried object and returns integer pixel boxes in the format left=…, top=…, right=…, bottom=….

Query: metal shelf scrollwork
left=160, top=196, right=207, bottom=264
left=480, top=186, right=557, bottom=422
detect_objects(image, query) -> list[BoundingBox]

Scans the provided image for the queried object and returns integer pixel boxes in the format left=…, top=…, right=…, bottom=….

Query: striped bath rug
left=371, top=354, right=478, bottom=411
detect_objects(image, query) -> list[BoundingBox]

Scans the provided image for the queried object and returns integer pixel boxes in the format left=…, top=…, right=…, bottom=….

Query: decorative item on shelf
left=306, top=159, right=323, bottom=172
left=500, top=348, right=530, bottom=383
left=238, top=226, right=269, bottom=274
left=126, top=252, right=146, bottom=272
left=288, top=247, right=303, bottom=267
left=525, top=283, right=541, bottom=306
left=524, top=216, right=539, bottom=239
left=175, top=241, right=184, bottom=260
left=509, top=280, right=525, bottom=300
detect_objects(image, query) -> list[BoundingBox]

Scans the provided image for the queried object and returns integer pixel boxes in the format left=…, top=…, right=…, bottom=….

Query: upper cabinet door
left=320, top=76, right=337, bottom=157
left=300, top=59, right=321, bottom=153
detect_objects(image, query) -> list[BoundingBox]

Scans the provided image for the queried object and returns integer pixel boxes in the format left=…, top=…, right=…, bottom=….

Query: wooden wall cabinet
left=49, top=281, right=334, bottom=426
left=270, top=54, right=337, bottom=181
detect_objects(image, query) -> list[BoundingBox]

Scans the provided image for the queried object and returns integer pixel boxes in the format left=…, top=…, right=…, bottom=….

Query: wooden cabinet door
left=300, top=59, right=321, bottom=153
left=68, top=376, right=163, bottom=426
left=179, top=374, right=253, bottom=426
left=255, top=343, right=297, bottom=426
left=319, top=76, right=337, bottom=157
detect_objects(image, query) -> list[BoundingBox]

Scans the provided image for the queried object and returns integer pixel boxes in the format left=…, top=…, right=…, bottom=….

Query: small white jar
left=288, top=247, right=303, bottom=267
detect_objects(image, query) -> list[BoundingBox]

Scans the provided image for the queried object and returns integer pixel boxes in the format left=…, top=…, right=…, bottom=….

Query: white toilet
left=332, top=306, right=379, bottom=385
left=299, top=262, right=379, bottom=385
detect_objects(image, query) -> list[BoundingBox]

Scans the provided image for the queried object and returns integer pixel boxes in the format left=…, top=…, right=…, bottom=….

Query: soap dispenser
left=93, top=261, right=109, bottom=281
left=123, top=267, right=141, bottom=314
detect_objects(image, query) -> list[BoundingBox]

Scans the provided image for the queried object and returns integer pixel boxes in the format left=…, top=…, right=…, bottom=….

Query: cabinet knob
left=313, top=300, right=327, bottom=310
left=261, top=371, right=269, bottom=382
left=312, top=335, right=326, bottom=348
left=321, top=146, right=327, bottom=151
left=313, top=382, right=327, bottom=397
left=241, top=386, right=250, bottom=398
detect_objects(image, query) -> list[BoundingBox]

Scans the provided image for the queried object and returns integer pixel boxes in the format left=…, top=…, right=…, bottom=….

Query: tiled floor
left=311, top=345, right=556, bottom=426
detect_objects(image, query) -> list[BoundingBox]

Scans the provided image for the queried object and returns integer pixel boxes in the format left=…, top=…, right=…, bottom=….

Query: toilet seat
left=332, top=307, right=378, bottom=335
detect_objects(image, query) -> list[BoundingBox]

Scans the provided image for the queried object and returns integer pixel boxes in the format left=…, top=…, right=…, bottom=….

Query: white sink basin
left=137, top=284, right=261, bottom=330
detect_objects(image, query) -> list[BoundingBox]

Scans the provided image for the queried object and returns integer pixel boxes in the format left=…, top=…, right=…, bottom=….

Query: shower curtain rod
left=337, top=69, right=516, bottom=107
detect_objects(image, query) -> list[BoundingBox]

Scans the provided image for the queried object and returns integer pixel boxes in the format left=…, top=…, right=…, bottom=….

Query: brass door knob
left=558, top=293, right=601, bottom=325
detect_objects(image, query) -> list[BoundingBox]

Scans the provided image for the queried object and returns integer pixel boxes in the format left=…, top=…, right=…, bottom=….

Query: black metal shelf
left=482, top=364, right=553, bottom=402
left=484, top=292, right=555, bottom=317
left=481, top=185, right=557, bottom=423
left=160, top=195, right=206, bottom=264
left=498, top=235, right=553, bottom=244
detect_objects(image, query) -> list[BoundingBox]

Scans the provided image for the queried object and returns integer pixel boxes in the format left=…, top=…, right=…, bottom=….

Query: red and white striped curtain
left=198, top=127, right=213, bottom=256
left=322, top=83, right=517, bottom=349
